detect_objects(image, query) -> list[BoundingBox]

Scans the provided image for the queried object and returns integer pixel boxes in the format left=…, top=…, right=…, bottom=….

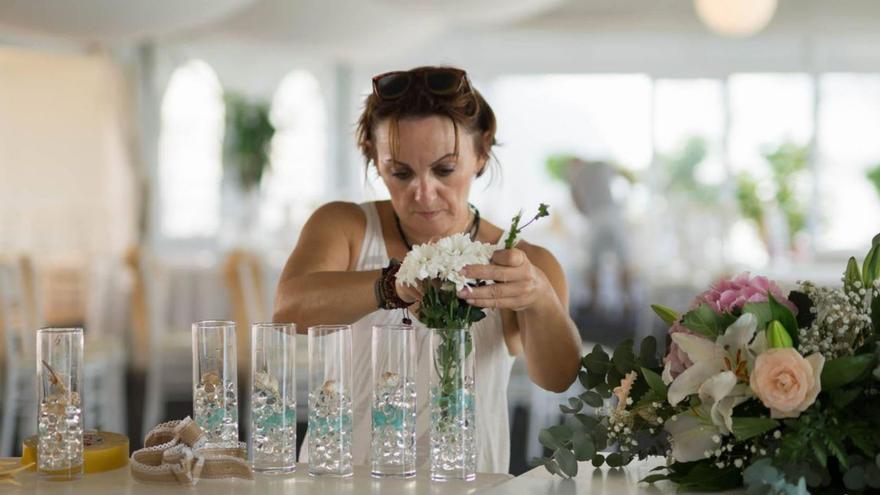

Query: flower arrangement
left=397, top=204, right=549, bottom=397
left=539, top=233, right=880, bottom=493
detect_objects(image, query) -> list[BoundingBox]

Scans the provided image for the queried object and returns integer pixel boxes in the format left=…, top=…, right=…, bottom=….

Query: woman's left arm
left=459, top=244, right=582, bottom=392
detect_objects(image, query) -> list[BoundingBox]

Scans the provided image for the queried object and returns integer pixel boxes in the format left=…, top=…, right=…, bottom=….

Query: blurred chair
left=0, top=256, right=41, bottom=456
left=222, top=248, right=269, bottom=444
left=82, top=256, right=130, bottom=433
left=129, top=247, right=192, bottom=435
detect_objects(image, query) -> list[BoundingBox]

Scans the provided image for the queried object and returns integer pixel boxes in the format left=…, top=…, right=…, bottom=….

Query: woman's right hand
left=395, top=279, right=422, bottom=307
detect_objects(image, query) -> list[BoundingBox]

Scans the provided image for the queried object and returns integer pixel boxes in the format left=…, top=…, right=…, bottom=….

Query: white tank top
left=300, top=202, right=516, bottom=474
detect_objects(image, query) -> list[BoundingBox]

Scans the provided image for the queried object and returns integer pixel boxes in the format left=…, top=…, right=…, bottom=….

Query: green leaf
left=681, top=304, right=725, bottom=339
left=768, top=293, right=799, bottom=347
left=742, top=301, right=772, bottom=332
left=810, top=438, right=828, bottom=468
left=539, top=429, right=562, bottom=450
left=650, top=304, right=679, bottom=326
left=612, top=340, right=637, bottom=374
left=605, top=452, right=624, bottom=468
left=641, top=474, right=670, bottom=484
left=583, top=346, right=611, bottom=374
left=572, top=435, right=595, bottom=461
left=641, top=367, right=667, bottom=400
left=639, top=336, right=659, bottom=368
left=586, top=369, right=605, bottom=389
left=822, top=354, right=877, bottom=390
left=560, top=397, right=584, bottom=414
left=554, top=447, right=578, bottom=478
left=830, top=388, right=861, bottom=409
left=543, top=457, right=561, bottom=476
left=863, top=244, right=880, bottom=288
left=591, top=454, right=605, bottom=467
left=580, top=391, right=604, bottom=408
left=548, top=424, right=573, bottom=444
left=577, top=370, right=591, bottom=389
left=573, top=413, right=599, bottom=430
left=844, top=466, right=867, bottom=491
left=731, top=417, right=779, bottom=442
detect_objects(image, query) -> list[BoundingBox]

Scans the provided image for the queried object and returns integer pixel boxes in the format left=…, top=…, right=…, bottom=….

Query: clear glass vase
left=429, top=327, right=476, bottom=481
left=250, top=323, right=297, bottom=473
left=307, top=324, right=353, bottom=477
left=192, top=320, right=239, bottom=447
left=36, top=327, right=84, bottom=481
left=371, top=324, right=416, bottom=478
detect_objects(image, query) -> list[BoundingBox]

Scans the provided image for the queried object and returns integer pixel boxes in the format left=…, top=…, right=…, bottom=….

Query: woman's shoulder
left=304, top=201, right=367, bottom=241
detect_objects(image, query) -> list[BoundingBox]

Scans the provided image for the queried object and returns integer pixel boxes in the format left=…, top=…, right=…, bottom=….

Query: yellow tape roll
left=21, top=431, right=129, bottom=473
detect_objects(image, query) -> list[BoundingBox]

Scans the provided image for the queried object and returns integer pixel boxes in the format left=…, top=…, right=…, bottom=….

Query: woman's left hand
left=457, top=248, right=547, bottom=311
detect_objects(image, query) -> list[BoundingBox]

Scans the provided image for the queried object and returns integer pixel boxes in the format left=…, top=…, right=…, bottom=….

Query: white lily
left=663, top=312, right=768, bottom=447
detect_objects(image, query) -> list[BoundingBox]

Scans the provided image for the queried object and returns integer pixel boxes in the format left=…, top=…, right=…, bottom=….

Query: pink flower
left=698, top=272, right=797, bottom=315
left=663, top=322, right=700, bottom=381
left=749, top=348, right=824, bottom=419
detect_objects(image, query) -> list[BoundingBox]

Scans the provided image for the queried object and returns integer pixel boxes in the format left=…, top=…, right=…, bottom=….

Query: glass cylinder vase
left=307, top=325, right=353, bottom=477
left=429, top=327, right=476, bottom=481
left=36, top=327, right=84, bottom=481
left=250, top=323, right=297, bottom=473
left=192, top=320, right=239, bottom=447
left=371, top=324, right=416, bottom=478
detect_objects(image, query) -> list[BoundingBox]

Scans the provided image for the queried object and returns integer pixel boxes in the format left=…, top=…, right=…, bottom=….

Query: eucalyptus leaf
left=591, top=454, right=605, bottom=467
left=572, top=434, right=595, bottom=461
left=554, top=447, right=578, bottom=478
left=549, top=424, right=573, bottom=445
left=539, top=429, right=562, bottom=450
left=583, top=346, right=611, bottom=374
left=612, top=340, right=637, bottom=374
left=639, top=336, right=659, bottom=368
left=580, top=391, right=604, bottom=408
left=844, top=465, right=867, bottom=491
left=605, top=452, right=623, bottom=468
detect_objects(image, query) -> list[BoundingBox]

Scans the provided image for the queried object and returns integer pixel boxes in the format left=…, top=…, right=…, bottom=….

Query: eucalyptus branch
left=504, top=203, right=550, bottom=249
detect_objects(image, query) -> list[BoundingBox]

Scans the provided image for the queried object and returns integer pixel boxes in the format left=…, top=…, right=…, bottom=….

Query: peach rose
left=749, top=348, right=825, bottom=419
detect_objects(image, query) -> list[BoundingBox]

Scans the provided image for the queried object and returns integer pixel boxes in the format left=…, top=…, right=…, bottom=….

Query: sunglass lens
left=425, top=71, right=461, bottom=94
left=376, top=73, right=410, bottom=99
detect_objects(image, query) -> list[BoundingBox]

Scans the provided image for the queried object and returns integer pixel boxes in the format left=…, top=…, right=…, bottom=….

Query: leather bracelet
left=376, top=259, right=409, bottom=310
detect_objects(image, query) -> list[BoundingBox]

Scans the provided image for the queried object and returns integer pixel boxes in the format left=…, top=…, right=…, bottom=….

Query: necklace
left=394, top=204, right=481, bottom=251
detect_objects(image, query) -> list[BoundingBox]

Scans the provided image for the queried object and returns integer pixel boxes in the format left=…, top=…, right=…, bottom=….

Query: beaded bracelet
left=374, top=258, right=410, bottom=310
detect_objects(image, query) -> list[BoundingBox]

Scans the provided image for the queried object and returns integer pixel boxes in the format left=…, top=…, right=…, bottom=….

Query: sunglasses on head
left=372, top=68, right=472, bottom=100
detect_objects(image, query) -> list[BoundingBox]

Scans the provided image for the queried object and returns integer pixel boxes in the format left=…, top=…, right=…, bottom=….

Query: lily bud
left=767, top=320, right=793, bottom=349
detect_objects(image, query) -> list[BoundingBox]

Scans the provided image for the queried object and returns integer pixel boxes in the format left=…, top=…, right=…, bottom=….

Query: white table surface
left=480, top=457, right=745, bottom=495
left=0, top=460, right=511, bottom=494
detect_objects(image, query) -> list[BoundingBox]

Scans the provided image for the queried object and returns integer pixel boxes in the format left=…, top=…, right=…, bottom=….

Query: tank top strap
left=355, top=202, right=390, bottom=271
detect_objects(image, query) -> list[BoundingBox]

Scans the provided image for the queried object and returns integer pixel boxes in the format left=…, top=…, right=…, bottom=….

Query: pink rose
left=749, top=348, right=825, bottom=419
left=698, top=272, right=797, bottom=315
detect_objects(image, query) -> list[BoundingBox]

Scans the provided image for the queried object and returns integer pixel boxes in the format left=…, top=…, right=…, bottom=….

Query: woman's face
left=373, top=115, right=485, bottom=242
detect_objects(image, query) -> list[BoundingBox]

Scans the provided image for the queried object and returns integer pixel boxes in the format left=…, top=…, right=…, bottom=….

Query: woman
left=274, top=66, right=582, bottom=474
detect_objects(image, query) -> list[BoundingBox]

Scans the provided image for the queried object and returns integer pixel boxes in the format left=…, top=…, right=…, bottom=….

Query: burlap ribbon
left=130, top=417, right=253, bottom=485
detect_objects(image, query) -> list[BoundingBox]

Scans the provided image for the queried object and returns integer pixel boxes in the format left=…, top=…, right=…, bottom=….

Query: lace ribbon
left=129, top=417, right=253, bottom=485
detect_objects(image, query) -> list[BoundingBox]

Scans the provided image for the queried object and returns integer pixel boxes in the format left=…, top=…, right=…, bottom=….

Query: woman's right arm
left=272, top=202, right=382, bottom=332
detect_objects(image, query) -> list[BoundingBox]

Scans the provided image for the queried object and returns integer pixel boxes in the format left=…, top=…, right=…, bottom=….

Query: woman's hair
left=356, top=66, right=497, bottom=177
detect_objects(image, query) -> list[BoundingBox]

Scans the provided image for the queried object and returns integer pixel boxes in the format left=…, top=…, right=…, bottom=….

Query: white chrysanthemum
left=398, top=233, right=495, bottom=291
